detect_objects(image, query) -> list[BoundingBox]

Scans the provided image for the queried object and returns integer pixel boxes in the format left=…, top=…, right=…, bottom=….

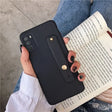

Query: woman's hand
left=20, top=37, right=85, bottom=80
left=96, top=88, right=112, bottom=104
left=63, top=37, right=85, bottom=81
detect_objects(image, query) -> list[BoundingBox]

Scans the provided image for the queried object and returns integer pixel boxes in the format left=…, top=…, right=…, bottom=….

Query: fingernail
left=70, top=56, right=74, bottom=62
left=20, top=45, right=23, bottom=53
left=79, top=75, right=83, bottom=79
left=73, top=66, right=77, bottom=72
left=78, top=74, right=85, bottom=82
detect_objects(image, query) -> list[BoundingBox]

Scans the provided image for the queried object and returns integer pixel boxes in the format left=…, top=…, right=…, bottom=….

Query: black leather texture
left=20, top=20, right=85, bottom=105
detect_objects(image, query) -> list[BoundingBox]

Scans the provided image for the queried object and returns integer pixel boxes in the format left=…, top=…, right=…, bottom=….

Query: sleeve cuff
left=20, top=72, right=43, bottom=99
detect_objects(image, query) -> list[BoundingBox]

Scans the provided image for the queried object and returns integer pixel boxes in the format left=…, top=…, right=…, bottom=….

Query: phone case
left=20, top=20, right=85, bottom=105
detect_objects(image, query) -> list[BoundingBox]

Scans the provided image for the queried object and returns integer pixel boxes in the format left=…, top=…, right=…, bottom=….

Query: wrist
left=24, top=71, right=37, bottom=78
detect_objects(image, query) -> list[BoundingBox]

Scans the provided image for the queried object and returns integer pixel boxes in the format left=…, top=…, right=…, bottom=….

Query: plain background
left=0, top=0, right=60, bottom=111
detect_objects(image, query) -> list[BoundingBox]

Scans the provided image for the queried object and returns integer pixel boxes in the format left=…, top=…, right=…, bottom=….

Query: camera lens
left=26, top=41, right=31, bottom=45
left=24, top=37, right=28, bottom=41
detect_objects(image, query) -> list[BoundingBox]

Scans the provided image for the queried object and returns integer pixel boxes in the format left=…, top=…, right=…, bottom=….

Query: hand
left=20, top=37, right=85, bottom=81
left=96, top=88, right=112, bottom=104
left=63, top=37, right=85, bottom=81
left=20, top=46, right=37, bottom=77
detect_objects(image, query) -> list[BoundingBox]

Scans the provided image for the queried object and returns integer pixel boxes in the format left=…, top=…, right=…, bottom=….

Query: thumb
left=20, top=46, right=36, bottom=77
left=20, top=46, right=30, bottom=63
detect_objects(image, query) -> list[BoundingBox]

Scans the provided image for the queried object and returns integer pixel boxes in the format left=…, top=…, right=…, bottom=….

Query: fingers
left=103, top=88, right=112, bottom=94
left=63, top=37, right=70, bottom=44
left=98, top=88, right=112, bottom=98
left=68, top=50, right=76, bottom=63
left=64, top=37, right=83, bottom=80
left=70, top=60, right=85, bottom=82
left=68, top=50, right=85, bottom=82
left=20, top=45, right=29, bottom=63
left=78, top=73, right=85, bottom=82
left=20, top=46, right=36, bottom=77
left=68, top=50, right=78, bottom=72
left=96, top=94, right=112, bottom=104
left=70, top=61, right=80, bottom=73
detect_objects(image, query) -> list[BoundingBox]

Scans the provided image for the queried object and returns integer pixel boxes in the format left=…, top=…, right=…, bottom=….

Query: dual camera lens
left=24, top=35, right=33, bottom=51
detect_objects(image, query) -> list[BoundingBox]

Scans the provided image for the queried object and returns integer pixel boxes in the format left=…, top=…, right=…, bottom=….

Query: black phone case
left=20, top=20, right=85, bottom=105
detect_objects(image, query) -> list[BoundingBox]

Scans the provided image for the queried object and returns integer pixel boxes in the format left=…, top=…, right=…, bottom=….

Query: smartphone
left=20, top=20, right=84, bottom=105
